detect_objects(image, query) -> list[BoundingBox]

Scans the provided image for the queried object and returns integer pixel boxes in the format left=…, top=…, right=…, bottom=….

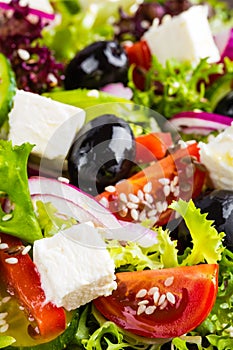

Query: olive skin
left=64, top=41, right=129, bottom=90
left=195, top=190, right=233, bottom=251
left=68, top=114, right=135, bottom=196
left=214, top=91, right=233, bottom=118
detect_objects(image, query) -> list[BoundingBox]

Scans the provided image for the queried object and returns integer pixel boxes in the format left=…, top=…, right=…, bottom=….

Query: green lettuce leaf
left=170, top=199, right=225, bottom=265
left=0, top=141, right=42, bottom=243
left=0, top=336, right=15, bottom=349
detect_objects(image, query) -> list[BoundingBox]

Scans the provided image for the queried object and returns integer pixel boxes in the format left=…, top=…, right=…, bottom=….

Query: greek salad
left=0, top=0, right=233, bottom=349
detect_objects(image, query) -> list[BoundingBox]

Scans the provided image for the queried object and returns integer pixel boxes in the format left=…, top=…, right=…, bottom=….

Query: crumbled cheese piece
left=143, top=5, right=220, bottom=66
left=199, top=123, right=233, bottom=190
left=33, top=223, right=117, bottom=311
left=8, top=90, right=85, bottom=160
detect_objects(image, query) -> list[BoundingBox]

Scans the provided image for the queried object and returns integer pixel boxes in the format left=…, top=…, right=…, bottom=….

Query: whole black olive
left=195, top=190, right=233, bottom=251
left=68, top=114, right=135, bottom=196
left=214, top=90, right=233, bottom=118
left=64, top=41, right=129, bottom=90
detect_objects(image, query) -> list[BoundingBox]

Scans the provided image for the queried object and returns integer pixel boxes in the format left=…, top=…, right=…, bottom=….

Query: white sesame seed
left=163, top=185, right=171, bottom=197
left=128, top=193, right=140, bottom=203
left=158, top=294, right=166, bottom=306
left=127, top=202, right=138, bottom=209
left=166, top=292, right=176, bottom=304
left=139, top=210, right=147, bottom=222
left=17, top=48, right=30, bottom=60
left=148, top=287, right=159, bottom=295
left=28, top=316, right=35, bottom=322
left=159, top=299, right=168, bottom=310
left=162, top=201, right=168, bottom=212
left=0, top=320, right=6, bottom=326
left=5, top=257, right=18, bottom=264
left=0, top=243, right=8, bottom=250
left=0, top=313, right=8, bottom=320
left=147, top=209, right=157, bottom=217
left=22, top=245, right=31, bottom=255
left=0, top=324, right=9, bottom=333
left=119, top=193, right=128, bottom=203
left=164, top=276, right=174, bottom=287
left=136, top=289, right=147, bottom=298
left=19, top=306, right=24, bottom=311
left=137, top=190, right=144, bottom=201
left=48, top=73, right=58, bottom=86
left=173, top=187, right=180, bottom=197
left=143, top=182, right=152, bottom=193
left=158, top=178, right=170, bottom=186
left=105, top=185, right=116, bottom=193
left=131, top=208, right=139, bottom=221
left=138, top=300, right=149, bottom=305
left=1, top=296, right=11, bottom=304
left=57, top=176, right=70, bottom=184
left=2, top=213, right=13, bottom=222
left=99, top=197, right=109, bottom=208
left=145, top=305, right=156, bottom=315
left=137, top=304, right=147, bottom=315
left=153, top=291, right=160, bottom=305
left=172, top=176, right=178, bottom=186
left=156, top=201, right=164, bottom=213
left=144, top=193, right=154, bottom=204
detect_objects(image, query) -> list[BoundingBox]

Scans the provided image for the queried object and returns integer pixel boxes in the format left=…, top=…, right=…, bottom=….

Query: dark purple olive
left=68, top=114, right=136, bottom=196
left=195, top=190, right=233, bottom=251
left=214, top=91, right=233, bottom=118
left=64, top=41, right=129, bottom=90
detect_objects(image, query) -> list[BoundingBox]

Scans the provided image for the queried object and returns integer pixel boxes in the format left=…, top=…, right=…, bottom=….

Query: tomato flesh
left=94, top=264, right=219, bottom=339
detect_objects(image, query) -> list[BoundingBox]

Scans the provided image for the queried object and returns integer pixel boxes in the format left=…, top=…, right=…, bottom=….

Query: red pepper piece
left=0, top=233, right=66, bottom=341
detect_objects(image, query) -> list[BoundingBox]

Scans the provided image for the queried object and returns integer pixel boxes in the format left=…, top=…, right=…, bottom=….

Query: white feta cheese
left=33, top=223, right=117, bottom=311
left=8, top=90, right=85, bottom=160
left=199, top=123, right=233, bottom=190
left=143, top=5, right=220, bottom=66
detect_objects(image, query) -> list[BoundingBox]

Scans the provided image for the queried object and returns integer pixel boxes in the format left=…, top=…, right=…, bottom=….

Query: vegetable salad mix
left=0, top=0, right=233, bottom=349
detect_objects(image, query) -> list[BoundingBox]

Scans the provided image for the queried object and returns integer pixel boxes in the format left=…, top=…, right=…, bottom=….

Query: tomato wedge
left=96, top=141, right=206, bottom=226
left=94, top=264, right=219, bottom=339
left=0, top=233, right=66, bottom=341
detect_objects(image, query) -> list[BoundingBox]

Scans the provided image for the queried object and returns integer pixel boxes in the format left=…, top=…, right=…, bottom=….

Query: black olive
left=64, top=41, right=129, bottom=90
left=68, top=114, right=136, bottom=196
left=214, top=91, right=233, bottom=118
left=195, top=190, right=233, bottom=251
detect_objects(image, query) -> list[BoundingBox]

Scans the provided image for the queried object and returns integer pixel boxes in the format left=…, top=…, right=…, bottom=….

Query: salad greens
left=0, top=141, right=42, bottom=243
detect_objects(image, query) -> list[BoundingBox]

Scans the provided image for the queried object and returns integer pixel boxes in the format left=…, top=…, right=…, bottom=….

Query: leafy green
left=35, top=200, right=77, bottom=237
left=170, top=199, right=225, bottom=265
left=0, top=337, right=15, bottom=349
left=0, top=141, right=42, bottom=243
left=129, top=57, right=224, bottom=118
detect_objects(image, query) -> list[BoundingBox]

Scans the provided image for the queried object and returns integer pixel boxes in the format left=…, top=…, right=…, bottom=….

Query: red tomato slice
left=96, top=141, right=206, bottom=226
left=94, top=264, right=219, bottom=339
left=135, top=132, right=173, bottom=163
left=0, top=233, right=66, bottom=341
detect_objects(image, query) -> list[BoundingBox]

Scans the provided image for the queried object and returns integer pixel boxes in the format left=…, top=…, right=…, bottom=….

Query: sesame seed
left=0, top=243, right=8, bottom=250
left=138, top=300, right=149, bottom=305
left=131, top=208, right=139, bottom=221
left=159, top=299, right=168, bottom=310
left=139, top=210, right=147, bottom=222
left=148, top=209, right=157, bottom=217
left=153, top=291, right=160, bottom=305
left=173, top=187, right=180, bottom=197
left=162, top=201, right=168, bottom=212
left=2, top=213, right=13, bottom=222
left=158, top=294, right=166, bottom=306
left=137, top=190, right=144, bottom=200
left=148, top=287, right=159, bottom=295
left=105, top=185, right=116, bottom=193
left=163, top=185, right=171, bottom=197
left=158, top=178, right=170, bottom=186
left=22, top=245, right=31, bottom=255
left=1, top=296, right=11, bottom=304
left=156, top=201, right=164, bottom=213
left=0, top=313, right=8, bottom=320
left=127, top=202, right=138, bottom=209
left=0, top=324, right=9, bottom=333
left=128, top=193, right=140, bottom=203
left=99, top=197, right=109, bottom=208
left=143, top=182, right=152, bottom=193
left=5, top=257, right=18, bottom=264
left=19, top=306, right=24, bottom=311
left=164, top=276, right=174, bottom=287
left=137, top=304, right=147, bottom=315
left=166, top=292, right=176, bottom=304
left=57, top=176, right=69, bottom=184
left=119, top=193, right=128, bottom=203
left=0, top=320, right=6, bottom=326
left=136, top=289, right=147, bottom=298
left=144, top=193, right=154, bottom=204
left=145, top=305, right=156, bottom=315
left=172, top=176, right=178, bottom=186
left=17, top=48, right=30, bottom=60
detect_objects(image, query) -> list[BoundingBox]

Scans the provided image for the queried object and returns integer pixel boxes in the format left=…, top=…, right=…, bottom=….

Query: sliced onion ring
left=214, top=28, right=233, bottom=61
left=169, top=111, right=232, bottom=134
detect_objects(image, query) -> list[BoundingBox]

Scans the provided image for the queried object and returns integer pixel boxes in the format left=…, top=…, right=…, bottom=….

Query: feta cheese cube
left=143, top=5, right=220, bottom=66
left=8, top=90, right=85, bottom=160
left=33, top=223, right=117, bottom=311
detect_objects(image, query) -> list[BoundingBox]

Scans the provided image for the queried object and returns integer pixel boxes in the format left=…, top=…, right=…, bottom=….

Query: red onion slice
left=0, top=1, right=56, bottom=20
left=215, top=28, right=233, bottom=61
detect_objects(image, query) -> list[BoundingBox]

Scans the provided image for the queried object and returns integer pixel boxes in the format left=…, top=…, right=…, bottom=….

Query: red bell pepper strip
left=0, top=232, right=66, bottom=341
